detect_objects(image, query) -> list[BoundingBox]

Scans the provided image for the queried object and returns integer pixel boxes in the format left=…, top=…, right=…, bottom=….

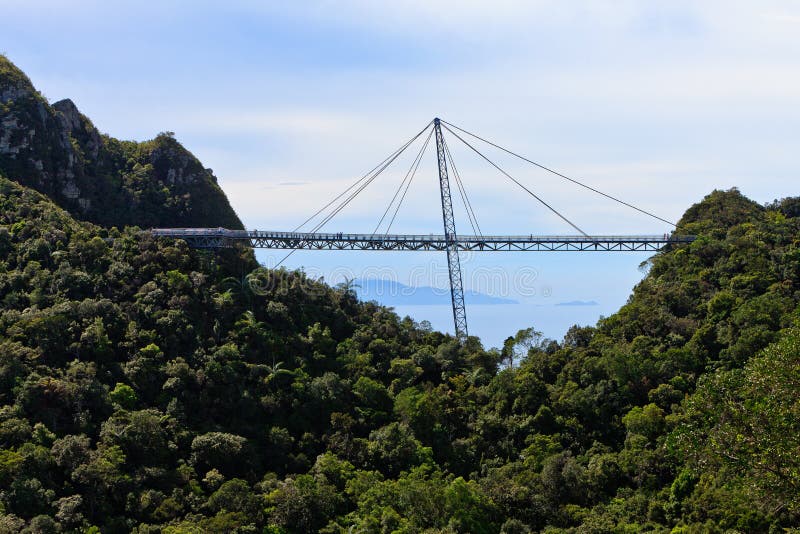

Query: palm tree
left=335, top=277, right=360, bottom=305
left=212, top=289, right=234, bottom=309
left=244, top=268, right=273, bottom=297
left=264, top=358, right=292, bottom=384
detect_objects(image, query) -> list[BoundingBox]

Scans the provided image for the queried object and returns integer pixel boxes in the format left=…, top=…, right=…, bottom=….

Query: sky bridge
left=151, top=229, right=693, bottom=252
left=152, top=118, right=695, bottom=341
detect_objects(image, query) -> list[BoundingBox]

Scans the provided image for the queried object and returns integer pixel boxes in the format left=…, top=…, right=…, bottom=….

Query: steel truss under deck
left=151, top=228, right=694, bottom=252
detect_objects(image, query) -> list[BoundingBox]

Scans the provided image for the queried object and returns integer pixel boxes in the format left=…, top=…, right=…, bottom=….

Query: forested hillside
left=0, top=171, right=798, bottom=533
left=1, top=57, right=799, bottom=534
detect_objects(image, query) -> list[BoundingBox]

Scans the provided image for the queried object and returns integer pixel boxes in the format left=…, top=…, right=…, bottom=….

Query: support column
left=433, top=118, right=468, bottom=341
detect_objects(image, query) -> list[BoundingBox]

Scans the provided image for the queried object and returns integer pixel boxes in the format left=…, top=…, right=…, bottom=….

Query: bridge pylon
left=433, top=118, right=468, bottom=341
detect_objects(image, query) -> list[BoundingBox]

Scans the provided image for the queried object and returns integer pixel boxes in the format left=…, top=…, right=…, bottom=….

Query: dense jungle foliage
left=0, top=173, right=798, bottom=533
left=1, top=55, right=800, bottom=534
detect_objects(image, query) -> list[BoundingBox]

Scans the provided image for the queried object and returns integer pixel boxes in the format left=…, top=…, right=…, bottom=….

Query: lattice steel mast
left=433, top=118, right=468, bottom=341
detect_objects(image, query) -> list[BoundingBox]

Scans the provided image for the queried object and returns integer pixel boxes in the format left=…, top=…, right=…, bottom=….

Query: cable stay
left=292, top=120, right=432, bottom=233
left=372, top=126, right=435, bottom=236
left=275, top=121, right=433, bottom=267
left=443, top=134, right=482, bottom=238
left=385, top=127, right=434, bottom=235
left=441, top=119, right=677, bottom=227
left=305, top=123, right=431, bottom=233
left=442, top=124, right=590, bottom=237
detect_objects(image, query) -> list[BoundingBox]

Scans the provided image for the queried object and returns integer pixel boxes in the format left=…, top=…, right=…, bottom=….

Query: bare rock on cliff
left=0, top=55, right=243, bottom=230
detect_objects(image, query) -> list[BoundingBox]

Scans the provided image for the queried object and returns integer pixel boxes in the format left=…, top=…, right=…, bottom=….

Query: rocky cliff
left=0, top=55, right=243, bottom=229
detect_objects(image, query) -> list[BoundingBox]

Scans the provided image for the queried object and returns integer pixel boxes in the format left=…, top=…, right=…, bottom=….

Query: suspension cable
left=274, top=121, right=432, bottom=267
left=442, top=119, right=677, bottom=227
left=443, top=124, right=590, bottom=237
left=451, top=159, right=482, bottom=237
left=310, top=144, right=405, bottom=233
left=372, top=125, right=434, bottom=236
left=292, top=120, right=433, bottom=232
left=444, top=139, right=478, bottom=236
left=385, top=129, right=433, bottom=235
left=308, top=122, right=430, bottom=233
left=443, top=135, right=482, bottom=237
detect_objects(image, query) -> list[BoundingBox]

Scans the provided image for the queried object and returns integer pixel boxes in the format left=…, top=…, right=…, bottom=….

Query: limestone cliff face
left=0, top=55, right=243, bottom=229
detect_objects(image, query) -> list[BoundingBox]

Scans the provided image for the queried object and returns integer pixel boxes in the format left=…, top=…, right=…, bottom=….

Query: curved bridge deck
left=152, top=229, right=695, bottom=252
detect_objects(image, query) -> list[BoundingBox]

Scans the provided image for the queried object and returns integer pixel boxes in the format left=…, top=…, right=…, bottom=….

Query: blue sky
left=4, top=1, right=800, bottom=347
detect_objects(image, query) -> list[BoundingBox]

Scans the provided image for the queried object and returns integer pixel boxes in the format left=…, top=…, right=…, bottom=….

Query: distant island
left=354, top=278, right=519, bottom=305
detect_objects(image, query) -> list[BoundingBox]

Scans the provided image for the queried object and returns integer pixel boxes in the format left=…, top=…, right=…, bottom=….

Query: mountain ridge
left=0, top=55, right=243, bottom=230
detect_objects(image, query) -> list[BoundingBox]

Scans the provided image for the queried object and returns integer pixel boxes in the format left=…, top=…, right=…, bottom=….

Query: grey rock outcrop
left=0, top=54, right=244, bottom=229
